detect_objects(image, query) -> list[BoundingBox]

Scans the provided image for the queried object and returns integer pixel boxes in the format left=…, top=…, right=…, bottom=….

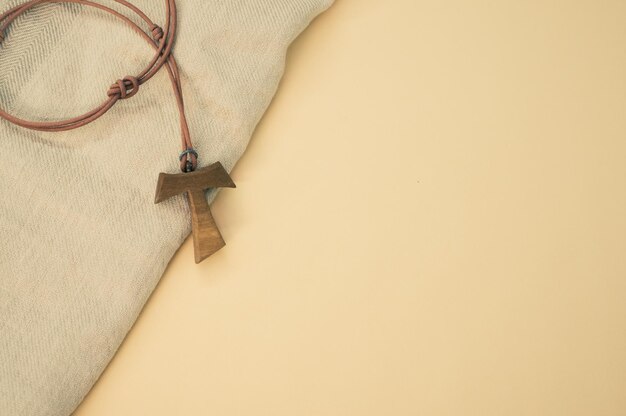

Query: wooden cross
left=155, top=162, right=236, bottom=263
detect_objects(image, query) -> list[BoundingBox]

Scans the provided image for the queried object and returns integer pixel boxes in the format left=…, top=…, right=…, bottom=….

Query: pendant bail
left=179, top=148, right=198, bottom=172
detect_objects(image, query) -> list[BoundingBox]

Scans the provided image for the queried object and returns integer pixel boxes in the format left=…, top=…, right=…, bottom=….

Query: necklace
left=0, top=0, right=235, bottom=264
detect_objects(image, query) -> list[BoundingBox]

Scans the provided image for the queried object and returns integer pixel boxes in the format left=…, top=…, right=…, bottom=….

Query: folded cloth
left=0, top=0, right=333, bottom=414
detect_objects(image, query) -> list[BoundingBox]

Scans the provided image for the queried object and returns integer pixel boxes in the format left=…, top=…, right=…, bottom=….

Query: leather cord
left=0, top=0, right=198, bottom=172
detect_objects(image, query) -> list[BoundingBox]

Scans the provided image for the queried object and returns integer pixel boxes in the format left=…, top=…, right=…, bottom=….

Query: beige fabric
left=0, top=1, right=333, bottom=414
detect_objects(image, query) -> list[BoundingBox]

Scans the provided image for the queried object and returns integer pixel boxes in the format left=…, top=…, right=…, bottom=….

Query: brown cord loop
left=107, top=76, right=139, bottom=100
left=0, top=0, right=199, bottom=173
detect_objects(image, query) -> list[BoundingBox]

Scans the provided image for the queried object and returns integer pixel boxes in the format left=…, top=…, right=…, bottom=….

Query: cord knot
left=107, top=76, right=139, bottom=100
left=151, top=24, right=164, bottom=42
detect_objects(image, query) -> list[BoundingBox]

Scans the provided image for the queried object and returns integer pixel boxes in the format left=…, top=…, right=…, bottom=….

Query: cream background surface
left=76, top=0, right=626, bottom=414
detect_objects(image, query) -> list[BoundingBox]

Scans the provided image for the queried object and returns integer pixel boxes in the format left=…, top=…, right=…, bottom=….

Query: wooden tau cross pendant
left=155, top=162, right=236, bottom=263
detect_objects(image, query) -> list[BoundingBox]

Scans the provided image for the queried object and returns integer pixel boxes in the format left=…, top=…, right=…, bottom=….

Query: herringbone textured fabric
left=0, top=1, right=333, bottom=414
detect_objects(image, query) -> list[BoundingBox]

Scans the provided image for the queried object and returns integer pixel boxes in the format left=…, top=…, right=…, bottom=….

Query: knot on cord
left=151, top=24, right=164, bottom=42
left=107, top=76, right=139, bottom=100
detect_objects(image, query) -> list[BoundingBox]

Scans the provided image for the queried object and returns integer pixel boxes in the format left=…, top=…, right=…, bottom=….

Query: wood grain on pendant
left=154, top=162, right=236, bottom=263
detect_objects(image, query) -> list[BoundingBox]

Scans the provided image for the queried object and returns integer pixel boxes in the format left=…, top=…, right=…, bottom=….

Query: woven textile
left=0, top=1, right=333, bottom=414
